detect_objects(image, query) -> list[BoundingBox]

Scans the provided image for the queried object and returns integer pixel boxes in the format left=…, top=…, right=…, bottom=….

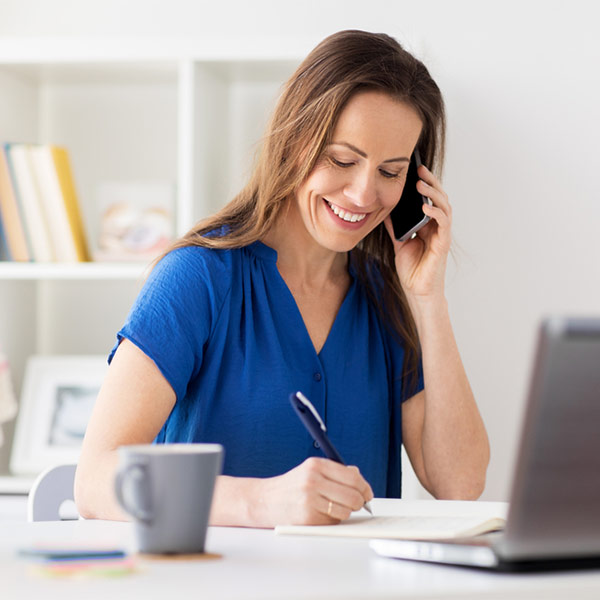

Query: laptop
left=370, top=316, right=600, bottom=571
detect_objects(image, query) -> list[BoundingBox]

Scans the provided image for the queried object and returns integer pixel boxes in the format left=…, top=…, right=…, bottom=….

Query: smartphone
left=391, top=149, right=432, bottom=242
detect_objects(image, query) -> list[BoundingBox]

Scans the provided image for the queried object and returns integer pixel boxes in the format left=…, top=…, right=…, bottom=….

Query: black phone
left=391, top=149, right=432, bottom=242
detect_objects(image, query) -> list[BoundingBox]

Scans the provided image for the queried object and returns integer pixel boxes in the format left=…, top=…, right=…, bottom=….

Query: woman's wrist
left=210, top=475, right=265, bottom=527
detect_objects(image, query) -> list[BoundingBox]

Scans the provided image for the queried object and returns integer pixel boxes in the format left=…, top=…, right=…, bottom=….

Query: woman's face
left=293, top=90, right=423, bottom=253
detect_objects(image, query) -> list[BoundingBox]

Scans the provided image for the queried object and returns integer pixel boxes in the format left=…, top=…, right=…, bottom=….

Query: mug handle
left=114, top=463, right=153, bottom=523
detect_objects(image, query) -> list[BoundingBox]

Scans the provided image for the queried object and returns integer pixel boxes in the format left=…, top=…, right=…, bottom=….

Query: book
left=28, top=145, right=80, bottom=262
left=4, top=146, right=35, bottom=259
left=0, top=144, right=30, bottom=261
left=0, top=207, right=11, bottom=261
left=6, top=144, right=55, bottom=262
left=275, top=513, right=506, bottom=541
left=51, top=146, right=91, bottom=262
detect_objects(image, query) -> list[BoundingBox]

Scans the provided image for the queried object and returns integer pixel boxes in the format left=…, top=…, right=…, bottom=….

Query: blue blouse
left=110, top=241, right=423, bottom=498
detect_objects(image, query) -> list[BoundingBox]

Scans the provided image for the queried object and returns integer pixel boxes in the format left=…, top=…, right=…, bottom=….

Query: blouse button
left=313, top=441, right=320, bottom=449
left=313, top=372, right=322, bottom=382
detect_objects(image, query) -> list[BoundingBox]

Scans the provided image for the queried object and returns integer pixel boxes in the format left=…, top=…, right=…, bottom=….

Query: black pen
left=290, top=391, right=373, bottom=515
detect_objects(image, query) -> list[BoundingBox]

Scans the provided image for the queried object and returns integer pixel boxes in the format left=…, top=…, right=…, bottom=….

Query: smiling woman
left=75, top=30, right=490, bottom=527
left=286, top=91, right=423, bottom=253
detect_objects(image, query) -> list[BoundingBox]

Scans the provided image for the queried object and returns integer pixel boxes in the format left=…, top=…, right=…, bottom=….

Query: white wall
left=1, top=0, right=599, bottom=500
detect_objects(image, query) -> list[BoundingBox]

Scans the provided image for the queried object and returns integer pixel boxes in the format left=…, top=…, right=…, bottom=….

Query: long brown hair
left=167, top=30, right=446, bottom=396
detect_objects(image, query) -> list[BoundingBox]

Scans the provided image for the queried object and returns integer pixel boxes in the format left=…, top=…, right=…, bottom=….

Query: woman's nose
left=343, top=171, right=377, bottom=207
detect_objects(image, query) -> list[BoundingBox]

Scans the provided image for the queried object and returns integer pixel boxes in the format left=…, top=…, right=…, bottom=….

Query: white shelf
left=0, top=262, right=150, bottom=280
left=0, top=61, right=180, bottom=86
left=0, top=36, right=310, bottom=63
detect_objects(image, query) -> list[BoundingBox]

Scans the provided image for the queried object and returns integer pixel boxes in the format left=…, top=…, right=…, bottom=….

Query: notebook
left=276, top=511, right=506, bottom=541
left=370, top=316, right=600, bottom=571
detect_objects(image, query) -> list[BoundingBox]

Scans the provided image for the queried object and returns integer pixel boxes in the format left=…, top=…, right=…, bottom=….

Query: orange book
left=0, top=145, right=30, bottom=261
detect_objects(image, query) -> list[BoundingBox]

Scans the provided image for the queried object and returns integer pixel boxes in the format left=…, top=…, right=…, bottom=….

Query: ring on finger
left=327, top=500, right=333, bottom=516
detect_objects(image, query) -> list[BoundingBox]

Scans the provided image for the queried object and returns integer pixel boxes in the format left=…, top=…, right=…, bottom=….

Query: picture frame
left=94, top=180, right=175, bottom=262
left=10, top=355, right=107, bottom=476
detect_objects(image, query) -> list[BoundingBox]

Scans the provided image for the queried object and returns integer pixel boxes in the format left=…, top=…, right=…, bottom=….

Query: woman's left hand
left=384, top=164, right=452, bottom=301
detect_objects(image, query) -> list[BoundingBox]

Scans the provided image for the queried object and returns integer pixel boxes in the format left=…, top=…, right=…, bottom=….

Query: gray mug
left=114, top=443, right=224, bottom=554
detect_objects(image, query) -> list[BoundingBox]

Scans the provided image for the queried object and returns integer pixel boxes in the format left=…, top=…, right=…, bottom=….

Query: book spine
left=0, top=145, right=30, bottom=262
left=28, top=145, right=79, bottom=262
left=7, top=144, right=55, bottom=262
left=0, top=207, right=11, bottom=261
left=4, top=145, right=36, bottom=260
left=51, top=146, right=91, bottom=262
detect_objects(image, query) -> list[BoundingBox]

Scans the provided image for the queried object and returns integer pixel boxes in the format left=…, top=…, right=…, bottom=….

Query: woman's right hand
left=249, top=457, right=374, bottom=527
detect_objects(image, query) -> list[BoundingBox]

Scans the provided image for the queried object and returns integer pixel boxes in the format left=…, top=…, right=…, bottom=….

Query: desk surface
left=2, top=499, right=600, bottom=600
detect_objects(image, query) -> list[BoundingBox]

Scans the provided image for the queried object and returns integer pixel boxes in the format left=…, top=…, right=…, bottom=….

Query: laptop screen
left=501, top=317, right=600, bottom=560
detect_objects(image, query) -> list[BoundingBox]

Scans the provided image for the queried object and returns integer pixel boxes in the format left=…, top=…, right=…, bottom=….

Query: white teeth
left=326, top=201, right=366, bottom=223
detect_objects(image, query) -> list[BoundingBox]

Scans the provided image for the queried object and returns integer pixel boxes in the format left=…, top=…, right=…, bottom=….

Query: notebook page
left=276, top=514, right=506, bottom=540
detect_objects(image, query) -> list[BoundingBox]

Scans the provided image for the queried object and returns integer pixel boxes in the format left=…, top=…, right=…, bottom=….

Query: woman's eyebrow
left=330, top=141, right=410, bottom=164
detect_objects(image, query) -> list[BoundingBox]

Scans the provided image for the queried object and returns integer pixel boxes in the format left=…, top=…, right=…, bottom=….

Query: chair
left=27, top=463, right=79, bottom=522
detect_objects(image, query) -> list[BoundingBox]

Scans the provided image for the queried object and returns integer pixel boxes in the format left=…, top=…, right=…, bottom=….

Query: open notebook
left=276, top=513, right=505, bottom=540
left=275, top=501, right=507, bottom=541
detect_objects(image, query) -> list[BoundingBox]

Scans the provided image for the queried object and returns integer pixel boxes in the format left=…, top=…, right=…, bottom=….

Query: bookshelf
left=0, top=37, right=302, bottom=482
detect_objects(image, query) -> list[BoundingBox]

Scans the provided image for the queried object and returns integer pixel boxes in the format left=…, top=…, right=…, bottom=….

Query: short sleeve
left=109, top=247, right=227, bottom=401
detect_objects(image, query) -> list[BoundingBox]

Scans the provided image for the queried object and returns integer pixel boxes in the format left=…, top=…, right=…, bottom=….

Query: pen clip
left=295, top=391, right=326, bottom=431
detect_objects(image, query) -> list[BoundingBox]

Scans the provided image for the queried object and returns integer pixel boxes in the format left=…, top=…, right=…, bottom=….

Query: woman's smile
left=324, top=199, right=368, bottom=226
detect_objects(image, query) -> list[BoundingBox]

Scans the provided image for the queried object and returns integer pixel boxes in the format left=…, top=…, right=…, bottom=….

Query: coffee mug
left=114, top=443, right=223, bottom=554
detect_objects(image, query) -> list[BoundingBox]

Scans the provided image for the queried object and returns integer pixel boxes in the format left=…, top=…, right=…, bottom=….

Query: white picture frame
left=10, top=355, right=107, bottom=476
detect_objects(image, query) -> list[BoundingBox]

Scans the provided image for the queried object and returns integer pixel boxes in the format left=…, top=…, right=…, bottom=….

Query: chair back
left=27, top=463, right=78, bottom=521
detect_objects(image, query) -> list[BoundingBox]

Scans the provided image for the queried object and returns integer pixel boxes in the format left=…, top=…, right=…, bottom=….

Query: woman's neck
left=261, top=205, right=349, bottom=292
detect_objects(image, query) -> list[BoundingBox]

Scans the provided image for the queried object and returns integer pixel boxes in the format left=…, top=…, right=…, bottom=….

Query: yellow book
left=51, top=146, right=91, bottom=262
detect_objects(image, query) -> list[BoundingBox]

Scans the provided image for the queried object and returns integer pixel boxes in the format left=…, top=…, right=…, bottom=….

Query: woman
left=75, top=30, right=489, bottom=526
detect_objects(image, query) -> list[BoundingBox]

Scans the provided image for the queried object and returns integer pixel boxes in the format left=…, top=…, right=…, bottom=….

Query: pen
left=290, top=391, right=373, bottom=515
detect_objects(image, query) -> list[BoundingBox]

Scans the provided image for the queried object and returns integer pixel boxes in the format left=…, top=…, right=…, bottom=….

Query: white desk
left=1, top=499, right=599, bottom=599
left=0, top=493, right=27, bottom=522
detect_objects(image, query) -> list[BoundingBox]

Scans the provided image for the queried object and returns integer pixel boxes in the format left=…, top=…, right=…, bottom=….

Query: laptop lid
left=498, top=316, right=600, bottom=560
left=371, top=316, right=600, bottom=569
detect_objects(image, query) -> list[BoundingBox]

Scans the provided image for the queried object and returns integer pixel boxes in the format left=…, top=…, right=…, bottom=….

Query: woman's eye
left=331, top=158, right=354, bottom=168
left=380, top=169, right=401, bottom=179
